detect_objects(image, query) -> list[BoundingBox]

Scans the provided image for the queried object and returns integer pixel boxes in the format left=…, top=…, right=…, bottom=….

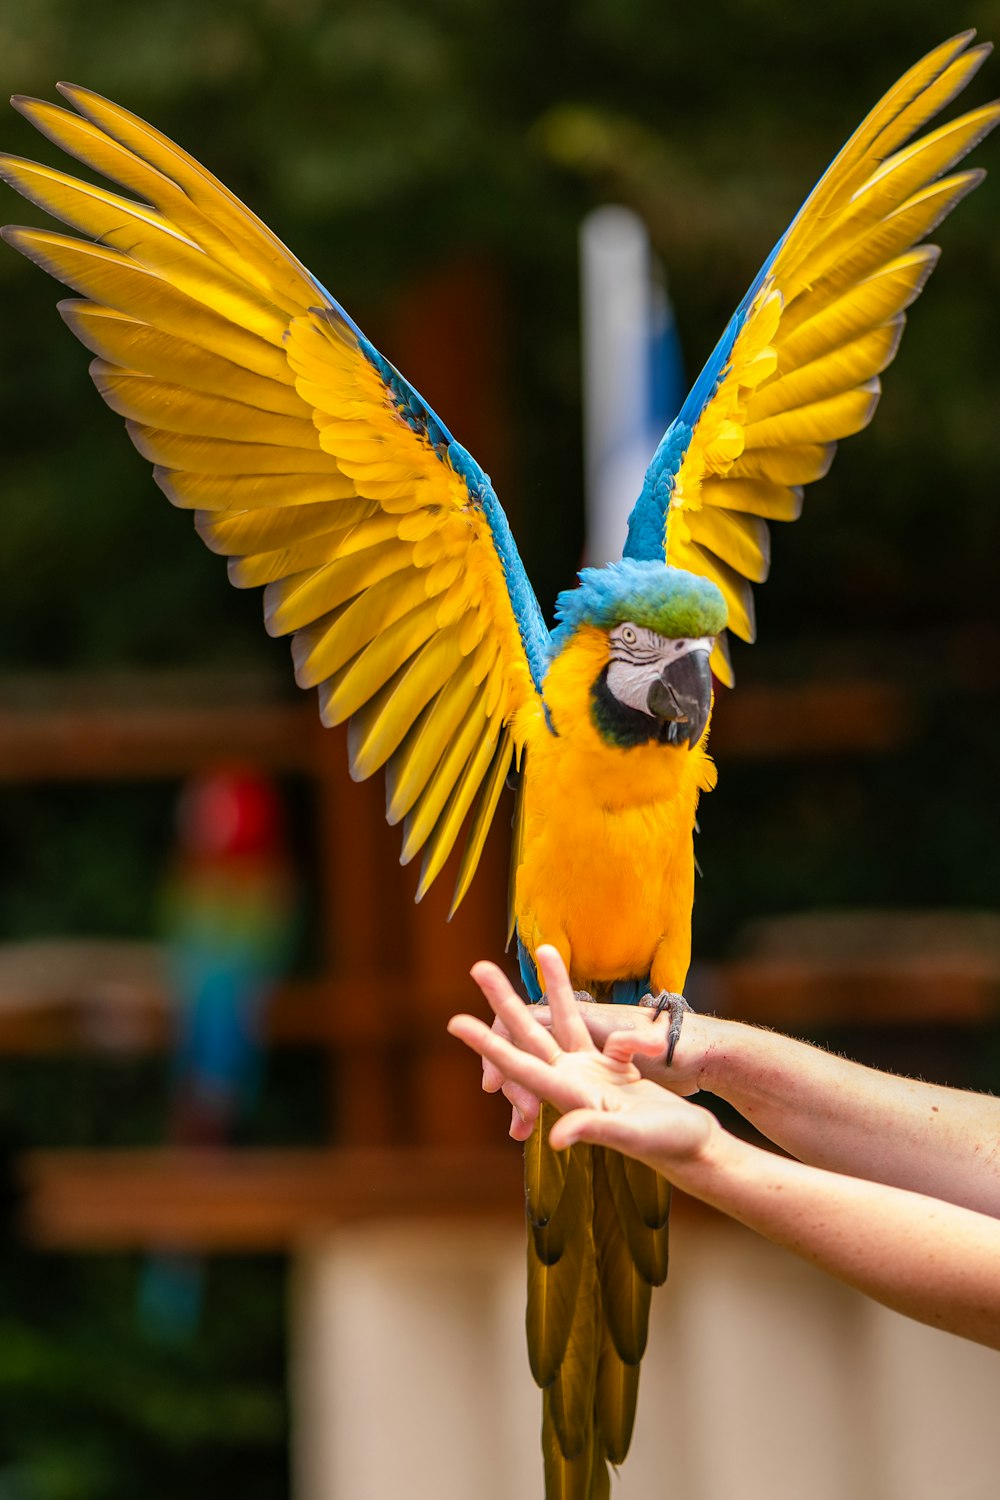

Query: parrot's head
left=550, top=560, right=727, bottom=751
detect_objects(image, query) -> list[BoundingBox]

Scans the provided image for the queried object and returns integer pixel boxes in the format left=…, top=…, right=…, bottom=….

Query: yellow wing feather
left=91, top=366, right=316, bottom=447
left=386, top=670, right=493, bottom=823
left=414, top=729, right=504, bottom=899
left=58, top=301, right=308, bottom=416
left=6, top=227, right=293, bottom=378
left=290, top=569, right=435, bottom=690
left=1, top=86, right=546, bottom=910
left=400, top=687, right=492, bottom=863
left=197, top=497, right=372, bottom=558
left=660, top=33, right=999, bottom=680
left=160, top=470, right=360, bottom=512
left=449, top=728, right=515, bottom=917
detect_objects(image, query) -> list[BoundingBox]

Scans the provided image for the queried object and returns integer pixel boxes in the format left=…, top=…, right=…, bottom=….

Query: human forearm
left=660, top=1124, right=1000, bottom=1348
left=656, top=1015, right=1000, bottom=1217
left=481, top=980, right=1000, bottom=1214
left=457, top=949, right=1000, bottom=1352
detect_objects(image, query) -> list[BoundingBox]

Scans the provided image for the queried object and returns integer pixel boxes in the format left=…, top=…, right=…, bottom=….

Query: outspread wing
left=623, top=30, right=1000, bottom=686
left=0, top=84, right=551, bottom=911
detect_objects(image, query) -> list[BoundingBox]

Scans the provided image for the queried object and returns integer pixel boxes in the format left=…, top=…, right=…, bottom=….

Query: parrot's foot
left=639, top=990, right=692, bottom=1066
left=572, top=989, right=595, bottom=1004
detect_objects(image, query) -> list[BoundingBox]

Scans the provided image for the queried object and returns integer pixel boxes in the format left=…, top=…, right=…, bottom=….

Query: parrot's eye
left=619, top=625, right=638, bottom=646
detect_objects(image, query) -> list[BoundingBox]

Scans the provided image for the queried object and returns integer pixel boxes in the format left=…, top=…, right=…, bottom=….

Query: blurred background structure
left=1, top=0, right=1000, bottom=1495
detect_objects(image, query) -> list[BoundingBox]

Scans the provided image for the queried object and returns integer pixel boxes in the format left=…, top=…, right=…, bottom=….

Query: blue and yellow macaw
left=2, top=31, right=996, bottom=1496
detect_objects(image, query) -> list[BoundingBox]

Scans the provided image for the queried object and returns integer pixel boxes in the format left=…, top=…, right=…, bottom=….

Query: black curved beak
left=646, top=647, right=713, bottom=748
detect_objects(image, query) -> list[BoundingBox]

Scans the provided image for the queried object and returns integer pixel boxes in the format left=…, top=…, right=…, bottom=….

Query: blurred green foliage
left=2, top=0, right=999, bottom=667
left=0, top=1243, right=287, bottom=1500
left=1, top=0, right=1000, bottom=1493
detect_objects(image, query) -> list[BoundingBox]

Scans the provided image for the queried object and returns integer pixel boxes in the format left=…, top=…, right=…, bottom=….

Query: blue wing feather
left=622, top=238, right=785, bottom=563
left=517, top=934, right=544, bottom=1001
left=313, top=296, right=553, bottom=695
left=446, top=442, right=553, bottom=697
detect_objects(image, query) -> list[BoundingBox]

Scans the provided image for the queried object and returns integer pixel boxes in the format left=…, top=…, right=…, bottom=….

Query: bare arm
left=452, top=948, right=1000, bottom=1350
left=647, top=1127, right=1000, bottom=1348
left=487, top=998, right=1000, bottom=1218
left=691, top=1016, right=1000, bottom=1218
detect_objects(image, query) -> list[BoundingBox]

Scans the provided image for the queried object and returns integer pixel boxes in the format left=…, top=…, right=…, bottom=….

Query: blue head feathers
left=551, top=560, right=727, bottom=651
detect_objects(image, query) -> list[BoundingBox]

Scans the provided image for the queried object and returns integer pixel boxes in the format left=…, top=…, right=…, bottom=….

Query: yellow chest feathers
left=511, top=627, right=717, bottom=984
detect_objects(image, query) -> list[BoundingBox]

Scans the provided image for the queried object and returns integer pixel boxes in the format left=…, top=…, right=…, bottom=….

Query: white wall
left=291, top=1211, right=1000, bottom=1500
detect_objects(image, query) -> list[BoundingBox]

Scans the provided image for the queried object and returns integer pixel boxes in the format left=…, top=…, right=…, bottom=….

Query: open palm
left=449, top=945, right=716, bottom=1167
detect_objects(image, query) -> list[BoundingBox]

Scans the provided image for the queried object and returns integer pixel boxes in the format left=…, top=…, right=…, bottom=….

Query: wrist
left=690, top=1014, right=744, bottom=1096
left=634, top=1011, right=730, bottom=1093
left=663, top=1115, right=761, bottom=1204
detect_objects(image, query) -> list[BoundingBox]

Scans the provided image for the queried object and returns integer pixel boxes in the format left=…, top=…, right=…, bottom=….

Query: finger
left=548, top=1107, right=622, bottom=1151
left=482, top=1016, right=514, bottom=1093
left=448, top=1014, right=558, bottom=1093
left=549, top=1101, right=658, bottom=1154
left=482, top=1059, right=502, bottom=1093
left=536, top=945, right=594, bottom=1053
left=468, top=1013, right=540, bottom=1121
left=509, top=1101, right=535, bottom=1142
left=502, top=1077, right=540, bottom=1122
left=470, top=962, right=562, bottom=1064
left=603, top=1028, right=670, bottom=1066
left=448, top=1014, right=588, bottom=1117
left=489, top=1006, right=553, bottom=1084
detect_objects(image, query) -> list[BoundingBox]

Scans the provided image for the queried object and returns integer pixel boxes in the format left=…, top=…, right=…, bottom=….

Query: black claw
left=639, top=990, right=692, bottom=1066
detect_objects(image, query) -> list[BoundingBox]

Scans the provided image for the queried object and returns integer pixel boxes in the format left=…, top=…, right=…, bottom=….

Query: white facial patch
left=606, top=624, right=714, bottom=717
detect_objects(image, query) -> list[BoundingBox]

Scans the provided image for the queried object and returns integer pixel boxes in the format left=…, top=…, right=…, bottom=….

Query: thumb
left=604, top=1029, right=667, bottom=1066
left=548, top=1108, right=624, bottom=1151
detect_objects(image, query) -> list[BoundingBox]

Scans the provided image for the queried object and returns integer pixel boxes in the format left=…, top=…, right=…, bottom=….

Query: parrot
left=1, top=30, right=996, bottom=1496
left=160, top=764, right=296, bottom=1147
left=141, top=765, right=297, bottom=1339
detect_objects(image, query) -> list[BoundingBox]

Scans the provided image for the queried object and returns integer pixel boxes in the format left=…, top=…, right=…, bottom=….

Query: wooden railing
left=5, top=669, right=997, bottom=1250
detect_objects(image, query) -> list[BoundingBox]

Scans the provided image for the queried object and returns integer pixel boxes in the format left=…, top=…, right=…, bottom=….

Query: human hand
left=477, top=958, right=715, bottom=1140
left=449, top=946, right=718, bottom=1168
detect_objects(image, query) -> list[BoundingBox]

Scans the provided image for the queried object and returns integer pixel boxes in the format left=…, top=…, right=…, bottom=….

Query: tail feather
left=542, top=1417, right=607, bottom=1500
left=624, top=1152, right=672, bottom=1231
left=545, top=1248, right=600, bottom=1459
left=529, top=1123, right=589, bottom=1264
left=526, top=1114, right=592, bottom=1388
left=593, top=1148, right=652, bottom=1366
left=595, top=1324, right=641, bottom=1467
left=602, top=1146, right=671, bottom=1286
left=588, top=1444, right=611, bottom=1500
left=527, top=1219, right=588, bottom=1389
left=526, top=1097, right=570, bottom=1224
left=527, top=1124, right=671, bottom=1497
